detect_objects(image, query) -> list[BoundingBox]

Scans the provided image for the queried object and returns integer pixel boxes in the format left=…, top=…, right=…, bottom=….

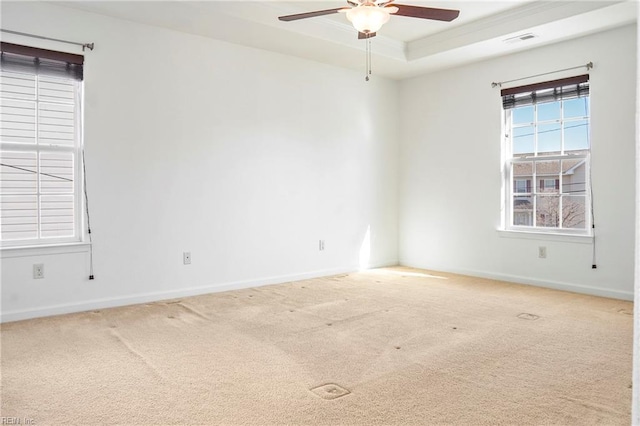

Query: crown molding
left=54, top=0, right=637, bottom=79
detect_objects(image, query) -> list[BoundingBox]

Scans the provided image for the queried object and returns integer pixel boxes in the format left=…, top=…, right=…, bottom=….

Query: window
left=514, top=179, right=531, bottom=194
left=0, top=43, right=84, bottom=247
left=502, top=75, right=590, bottom=233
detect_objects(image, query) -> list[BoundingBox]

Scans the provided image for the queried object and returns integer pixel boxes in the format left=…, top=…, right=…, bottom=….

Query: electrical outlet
left=538, top=246, right=547, bottom=259
left=33, top=264, right=44, bottom=279
left=183, top=252, right=191, bottom=265
left=319, top=240, right=325, bottom=251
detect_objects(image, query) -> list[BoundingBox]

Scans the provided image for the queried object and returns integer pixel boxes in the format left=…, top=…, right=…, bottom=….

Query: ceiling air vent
left=503, top=33, right=538, bottom=44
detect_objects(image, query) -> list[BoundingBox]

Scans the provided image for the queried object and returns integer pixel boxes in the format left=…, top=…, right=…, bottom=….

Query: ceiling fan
left=278, top=0, right=460, bottom=39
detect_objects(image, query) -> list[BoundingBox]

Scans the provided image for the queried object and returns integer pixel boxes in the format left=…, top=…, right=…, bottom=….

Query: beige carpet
left=1, top=267, right=634, bottom=425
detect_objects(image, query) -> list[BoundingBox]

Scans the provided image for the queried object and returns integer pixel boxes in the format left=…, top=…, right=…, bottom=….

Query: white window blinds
left=1, top=43, right=83, bottom=245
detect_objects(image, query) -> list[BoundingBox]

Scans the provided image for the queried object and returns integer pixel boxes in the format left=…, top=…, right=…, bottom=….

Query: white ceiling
left=58, top=0, right=637, bottom=79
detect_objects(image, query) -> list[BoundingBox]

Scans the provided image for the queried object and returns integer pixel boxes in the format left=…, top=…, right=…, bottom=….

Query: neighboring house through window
left=502, top=74, right=591, bottom=233
left=0, top=43, right=84, bottom=247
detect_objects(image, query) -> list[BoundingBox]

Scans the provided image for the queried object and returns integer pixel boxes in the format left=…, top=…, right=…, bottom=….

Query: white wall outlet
left=319, top=240, right=325, bottom=251
left=538, top=246, right=547, bottom=259
left=33, top=264, right=44, bottom=279
left=183, top=252, right=191, bottom=265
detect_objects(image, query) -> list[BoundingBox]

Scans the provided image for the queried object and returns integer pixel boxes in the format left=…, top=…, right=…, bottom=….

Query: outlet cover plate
left=33, top=264, right=44, bottom=279
left=538, top=246, right=547, bottom=259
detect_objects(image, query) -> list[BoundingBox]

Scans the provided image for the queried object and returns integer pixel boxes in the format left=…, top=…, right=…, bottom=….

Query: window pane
left=563, top=97, right=588, bottom=119
left=513, top=126, right=534, bottom=155
left=537, top=123, right=561, bottom=154
left=40, top=194, right=74, bottom=238
left=40, top=152, right=74, bottom=194
left=0, top=71, right=36, bottom=101
left=38, top=76, right=75, bottom=104
left=536, top=195, right=559, bottom=228
left=0, top=65, right=80, bottom=245
left=38, top=103, right=75, bottom=147
left=535, top=161, right=560, bottom=194
left=512, top=106, right=533, bottom=125
left=562, top=195, right=586, bottom=229
left=564, top=120, right=589, bottom=152
left=0, top=194, right=38, bottom=240
left=561, top=159, right=587, bottom=195
left=513, top=162, right=532, bottom=189
left=0, top=151, right=37, bottom=194
left=504, top=79, right=589, bottom=234
left=537, top=101, right=560, bottom=122
left=0, top=99, right=36, bottom=144
left=513, top=196, right=533, bottom=226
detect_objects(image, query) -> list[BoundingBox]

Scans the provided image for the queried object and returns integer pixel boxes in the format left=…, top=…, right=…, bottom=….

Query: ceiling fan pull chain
left=369, top=38, right=372, bottom=77
left=365, top=36, right=369, bottom=81
left=365, top=36, right=371, bottom=81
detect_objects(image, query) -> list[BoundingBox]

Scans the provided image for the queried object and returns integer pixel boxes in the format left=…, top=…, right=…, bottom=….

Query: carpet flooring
left=1, top=267, right=634, bottom=425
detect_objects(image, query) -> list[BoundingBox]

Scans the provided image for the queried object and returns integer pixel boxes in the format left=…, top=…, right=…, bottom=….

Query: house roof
left=513, top=153, right=586, bottom=177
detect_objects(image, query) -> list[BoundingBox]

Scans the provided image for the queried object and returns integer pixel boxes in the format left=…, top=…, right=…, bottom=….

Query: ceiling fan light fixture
left=345, top=5, right=391, bottom=34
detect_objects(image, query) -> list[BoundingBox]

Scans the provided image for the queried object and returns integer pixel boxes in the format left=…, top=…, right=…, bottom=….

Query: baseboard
left=1, top=259, right=398, bottom=323
left=358, top=259, right=399, bottom=270
left=399, top=259, right=634, bottom=301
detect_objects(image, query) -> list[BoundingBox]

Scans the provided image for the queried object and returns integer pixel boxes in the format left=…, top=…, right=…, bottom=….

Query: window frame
left=502, top=85, right=592, bottom=236
left=0, top=49, right=85, bottom=249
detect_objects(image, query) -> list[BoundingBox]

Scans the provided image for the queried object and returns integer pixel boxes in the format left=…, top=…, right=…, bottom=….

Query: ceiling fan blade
left=358, top=32, right=377, bottom=39
left=278, top=8, right=346, bottom=22
left=389, top=4, right=460, bottom=21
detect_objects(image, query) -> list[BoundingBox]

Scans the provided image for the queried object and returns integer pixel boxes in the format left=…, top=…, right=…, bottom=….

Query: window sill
left=1, top=242, right=91, bottom=259
left=496, top=229, right=593, bottom=244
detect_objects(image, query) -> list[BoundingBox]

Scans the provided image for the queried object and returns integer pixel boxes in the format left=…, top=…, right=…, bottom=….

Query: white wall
left=0, top=2, right=399, bottom=321
left=0, top=2, right=636, bottom=324
left=399, top=25, right=637, bottom=300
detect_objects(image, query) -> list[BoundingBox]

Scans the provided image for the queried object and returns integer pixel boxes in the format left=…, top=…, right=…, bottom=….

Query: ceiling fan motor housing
left=345, top=4, right=393, bottom=33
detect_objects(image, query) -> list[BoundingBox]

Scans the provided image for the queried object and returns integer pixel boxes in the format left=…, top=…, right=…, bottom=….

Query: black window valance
left=1, top=42, right=84, bottom=81
left=501, top=74, right=589, bottom=110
